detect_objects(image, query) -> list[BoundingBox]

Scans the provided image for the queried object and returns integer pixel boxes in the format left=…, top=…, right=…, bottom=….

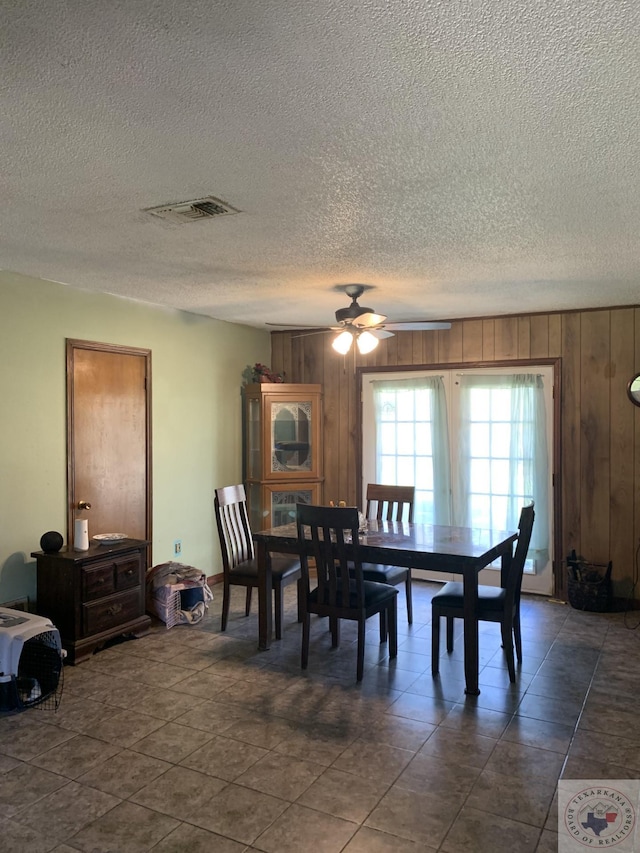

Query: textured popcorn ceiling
left=2, top=0, right=640, bottom=328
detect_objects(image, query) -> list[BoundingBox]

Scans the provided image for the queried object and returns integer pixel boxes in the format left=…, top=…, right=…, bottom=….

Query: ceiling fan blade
left=370, top=329, right=395, bottom=339
left=266, top=323, right=330, bottom=330
left=352, top=311, right=387, bottom=328
left=382, top=321, right=452, bottom=331
left=292, top=329, right=332, bottom=338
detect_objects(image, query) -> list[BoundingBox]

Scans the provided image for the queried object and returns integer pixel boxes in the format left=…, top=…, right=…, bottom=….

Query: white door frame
left=360, top=360, right=560, bottom=596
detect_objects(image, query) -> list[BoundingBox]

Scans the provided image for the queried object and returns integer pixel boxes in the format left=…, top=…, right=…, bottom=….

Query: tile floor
left=1, top=582, right=640, bottom=852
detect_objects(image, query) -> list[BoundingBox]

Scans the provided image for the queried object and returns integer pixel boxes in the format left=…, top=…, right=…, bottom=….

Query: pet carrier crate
left=0, top=607, right=65, bottom=712
left=146, top=562, right=213, bottom=629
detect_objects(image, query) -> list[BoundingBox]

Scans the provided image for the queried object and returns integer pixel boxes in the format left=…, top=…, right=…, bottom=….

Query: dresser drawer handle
left=107, top=603, right=123, bottom=617
left=125, top=569, right=134, bottom=576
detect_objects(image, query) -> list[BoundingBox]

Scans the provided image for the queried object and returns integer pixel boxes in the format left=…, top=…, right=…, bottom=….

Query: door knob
left=77, top=500, right=92, bottom=510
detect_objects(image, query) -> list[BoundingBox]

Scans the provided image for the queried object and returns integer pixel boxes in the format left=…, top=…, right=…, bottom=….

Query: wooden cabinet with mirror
left=243, top=383, right=323, bottom=530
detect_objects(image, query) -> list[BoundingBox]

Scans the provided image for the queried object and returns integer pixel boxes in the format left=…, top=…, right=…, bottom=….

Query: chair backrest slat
left=365, top=484, right=415, bottom=523
left=214, top=484, right=254, bottom=570
left=297, top=504, right=364, bottom=611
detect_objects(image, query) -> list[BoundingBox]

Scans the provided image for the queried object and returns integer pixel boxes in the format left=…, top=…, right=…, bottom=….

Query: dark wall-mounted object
left=627, top=373, right=640, bottom=407
left=39, top=531, right=64, bottom=553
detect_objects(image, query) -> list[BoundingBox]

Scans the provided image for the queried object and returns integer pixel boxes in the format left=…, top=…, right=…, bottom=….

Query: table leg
left=462, top=568, right=480, bottom=695
left=256, top=539, right=272, bottom=651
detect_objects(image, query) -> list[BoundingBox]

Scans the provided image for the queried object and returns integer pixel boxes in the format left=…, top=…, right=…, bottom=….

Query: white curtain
left=371, top=377, right=452, bottom=524
left=456, top=373, right=549, bottom=559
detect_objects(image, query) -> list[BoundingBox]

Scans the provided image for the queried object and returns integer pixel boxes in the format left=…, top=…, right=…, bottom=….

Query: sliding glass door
left=362, top=366, right=554, bottom=594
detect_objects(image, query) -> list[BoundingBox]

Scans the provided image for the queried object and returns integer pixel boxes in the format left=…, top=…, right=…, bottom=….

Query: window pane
left=470, top=495, right=490, bottom=528
left=417, top=422, right=432, bottom=449
left=415, top=394, right=430, bottom=420
left=470, top=423, right=490, bottom=456
left=396, top=393, right=414, bottom=420
left=491, top=495, right=508, bottom=526
left=379, top=394, right=396, bottom=420
left=375, top=388, right=439, bottom=515
left=415, top=492, right=434, bottom=524
left=397, top=457, right=414, bottom=484
left=469, top=388, right=489, bottom=419
left=416, top=457, right=433, bottom=490
left=471, top=458, right=490, bottom=488
left=380, top=423, right=396, bottom=453
left=379, top=457, right=396, bottom=483
left=397, top=423, right=414, bottom=453
left=491, top=460, right=510, bottom=493
left=491, top=389, right=511, bottom=419
left=511, top=460, right=525, bottom=495
left=492, top=423, right=511, bottom=457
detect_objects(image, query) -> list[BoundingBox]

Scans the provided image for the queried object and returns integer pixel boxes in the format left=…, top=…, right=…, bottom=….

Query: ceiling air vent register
left=144, top=196, right=240, bottom=223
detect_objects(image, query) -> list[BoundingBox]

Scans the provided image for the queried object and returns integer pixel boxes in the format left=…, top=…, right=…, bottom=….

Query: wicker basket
left=566, top=553, right=612, bottom=612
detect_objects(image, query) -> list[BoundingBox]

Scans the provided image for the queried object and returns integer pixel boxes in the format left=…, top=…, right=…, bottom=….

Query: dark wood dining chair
left=431, top=502, right=535, bottom=682
left=214, top=484, right=301, bottom=639
left=296, top=503, right=398, bottom=682
left=362, top=483, right=416, bottom=625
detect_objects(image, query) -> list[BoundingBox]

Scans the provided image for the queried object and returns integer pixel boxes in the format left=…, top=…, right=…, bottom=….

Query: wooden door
left=67, top=340, right=151, bottom=551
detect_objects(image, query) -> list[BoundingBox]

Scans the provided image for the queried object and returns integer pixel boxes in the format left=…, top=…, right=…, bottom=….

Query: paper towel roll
left=74, top=518, right=89, bottom=550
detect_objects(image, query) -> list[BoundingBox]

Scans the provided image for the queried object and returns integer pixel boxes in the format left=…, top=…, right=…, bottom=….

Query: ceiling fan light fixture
left=274, top=285, right=452, bottom=346
left=353, top=312, right=386, bottom=328
left=356, top=330, right=379, bottom=354
left=332, top=330, right=354, bottom=354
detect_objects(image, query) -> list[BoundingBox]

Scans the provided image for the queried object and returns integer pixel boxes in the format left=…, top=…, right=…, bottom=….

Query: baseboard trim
left=0, top=597, right=30, bottom=612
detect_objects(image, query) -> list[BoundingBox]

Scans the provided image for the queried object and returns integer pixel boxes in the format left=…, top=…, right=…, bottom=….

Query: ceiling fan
left=268, top=285, right=451, bottom=354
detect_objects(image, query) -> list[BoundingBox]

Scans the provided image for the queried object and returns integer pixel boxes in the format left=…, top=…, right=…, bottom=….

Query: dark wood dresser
left=32, top=538, right=151, bottom=664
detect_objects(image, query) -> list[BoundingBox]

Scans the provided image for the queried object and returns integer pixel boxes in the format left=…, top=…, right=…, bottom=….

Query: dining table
left=253, top=519, right=518, bottom=695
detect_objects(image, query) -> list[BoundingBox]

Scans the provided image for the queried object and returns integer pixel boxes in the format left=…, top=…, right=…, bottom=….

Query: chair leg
left=501, top=620, right=516, bottom=682
left=379, top=609, right=388, bottom=643
left=405, top=571, right=413, bottom=625
left=297, top=577, right=303, bottom=623
left=356, top=619, right=366, bottom=681
left=446, top=616, right=454, bottom=652
left=388, top=600, right=398, bottom=659
left=245, top=587, right=252, bottom=617
left=221, top=580, right=231, bottom=631
left=301, top=614, right=310, bottom=670
left=431, top=611, right=440, bottom=675
left=330, top=616, right=340, bottom=647
left=274, top=582, right=283, bottom=640
left=514, top=612, right=523, bottom=662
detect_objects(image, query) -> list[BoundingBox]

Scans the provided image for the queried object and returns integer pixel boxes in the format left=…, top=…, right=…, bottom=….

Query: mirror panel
left=628, top=374, right=640, bottom=407
left=271, top=401, right=312, bottom=472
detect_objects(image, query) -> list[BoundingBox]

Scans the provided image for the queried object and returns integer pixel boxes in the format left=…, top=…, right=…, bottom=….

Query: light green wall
left=0, top=272, right=270, bottom=606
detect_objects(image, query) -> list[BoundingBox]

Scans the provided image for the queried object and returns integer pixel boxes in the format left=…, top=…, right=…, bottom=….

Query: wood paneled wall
left=270, top=307, right=640, bottom=602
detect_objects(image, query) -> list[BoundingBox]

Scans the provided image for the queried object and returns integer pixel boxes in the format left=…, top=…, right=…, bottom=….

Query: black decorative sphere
left=40, top=531, right=63, bottom=553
